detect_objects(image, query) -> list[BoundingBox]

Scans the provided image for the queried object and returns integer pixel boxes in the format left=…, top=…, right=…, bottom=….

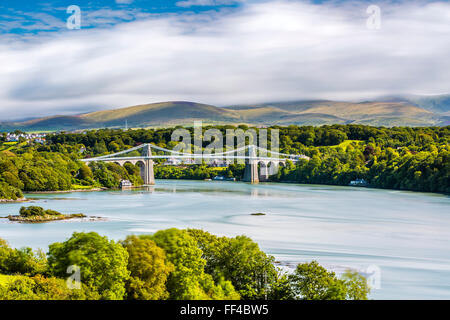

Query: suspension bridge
left=81, top=144, right=309, bottom=184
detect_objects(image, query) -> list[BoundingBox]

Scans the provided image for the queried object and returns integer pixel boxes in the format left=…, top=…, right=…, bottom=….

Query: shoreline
left=0, top=198, right=29, bottom=203
left=25, top=187, right=107, bottom=194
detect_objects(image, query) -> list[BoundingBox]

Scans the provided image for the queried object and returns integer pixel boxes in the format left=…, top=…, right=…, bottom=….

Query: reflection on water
left=0, top=180, right=449, bottom=299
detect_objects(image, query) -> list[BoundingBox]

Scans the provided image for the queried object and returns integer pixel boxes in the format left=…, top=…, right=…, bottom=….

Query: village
left=2, top=132, right=46, bottom=144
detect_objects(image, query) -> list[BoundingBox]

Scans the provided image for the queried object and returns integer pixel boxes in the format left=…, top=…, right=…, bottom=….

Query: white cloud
left=0, top=0, right=449, bottom=120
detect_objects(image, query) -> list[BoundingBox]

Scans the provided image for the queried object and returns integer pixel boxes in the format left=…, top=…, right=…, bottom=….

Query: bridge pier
left=143, top=144, right=155, bottom=185
left=243, top=145, right=259, bottom=183
left=144, top=159, right=155, bottom=185
left=243, top=162, right=259, bottom=183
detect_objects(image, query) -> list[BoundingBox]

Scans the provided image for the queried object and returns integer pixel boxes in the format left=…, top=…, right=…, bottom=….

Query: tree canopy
left=47, top=232, right=130, bottom=300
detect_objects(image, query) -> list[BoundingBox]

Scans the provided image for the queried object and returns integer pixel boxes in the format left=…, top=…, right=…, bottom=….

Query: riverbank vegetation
left=0, top=229, right=369, bottom=300
left=0, top=124, right=448, bottom=200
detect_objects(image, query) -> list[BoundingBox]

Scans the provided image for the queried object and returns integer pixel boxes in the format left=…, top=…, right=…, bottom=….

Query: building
left=163, top=158, right=182, bottom=165
left=119, top=180, right=133, bottom=188
left=349, top=179, right=368, bottom=186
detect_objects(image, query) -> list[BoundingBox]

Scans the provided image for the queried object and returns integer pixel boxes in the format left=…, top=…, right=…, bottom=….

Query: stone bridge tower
left=243, top=145, right=259, bottom=183
left=143, top=144, right=155, bottom=185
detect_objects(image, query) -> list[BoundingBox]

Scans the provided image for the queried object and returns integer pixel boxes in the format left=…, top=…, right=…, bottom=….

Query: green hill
left=81, top=101, right=241, bottom=126
left=0, top=99, right=447, bottom=132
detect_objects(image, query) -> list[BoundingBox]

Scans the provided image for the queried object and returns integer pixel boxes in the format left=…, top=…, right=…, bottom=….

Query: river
left=0, top=180, right=449, bottom=299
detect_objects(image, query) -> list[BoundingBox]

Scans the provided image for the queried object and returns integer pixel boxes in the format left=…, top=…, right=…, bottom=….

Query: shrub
left=19, top=206, right=45, bottom=217
left=0, top=275, right=86, bottom=300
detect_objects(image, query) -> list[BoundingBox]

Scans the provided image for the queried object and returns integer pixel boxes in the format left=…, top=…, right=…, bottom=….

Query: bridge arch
left=135, top=160, right=146, bottom=182
left=258, top=160, right=270, bottom=182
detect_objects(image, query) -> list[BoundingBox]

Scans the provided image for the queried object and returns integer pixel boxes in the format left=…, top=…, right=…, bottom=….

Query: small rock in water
left=251, top=212, right=266, bottom=216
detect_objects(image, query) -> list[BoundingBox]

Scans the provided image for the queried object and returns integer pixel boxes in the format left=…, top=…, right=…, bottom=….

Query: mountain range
left=1, top=95, right=449, bottom=132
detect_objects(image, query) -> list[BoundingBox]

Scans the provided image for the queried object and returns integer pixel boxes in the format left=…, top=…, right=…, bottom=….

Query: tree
left=121, top=235, right=173, bottom=300
left=187, top=229, right=277, bottom=299
left=0, top=238, right=46, bottom=276
left=148, top=229, right=239, bottom=300
left=0, top=238, right=12, bottom=273
left=289, top=261, right=369, bottom=300
left=47, top=232, right=129, bottom=300
left=19, top=206, right=45, bottom=217
left=341, top=270, right=370, bottom=300
left=78, top=164, right=93, bottom=180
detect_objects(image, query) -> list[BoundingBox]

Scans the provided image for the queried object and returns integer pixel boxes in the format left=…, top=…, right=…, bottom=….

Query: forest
left=0, top=228, right=369, bottom=300
left=0, top=124, right=448, bottom=199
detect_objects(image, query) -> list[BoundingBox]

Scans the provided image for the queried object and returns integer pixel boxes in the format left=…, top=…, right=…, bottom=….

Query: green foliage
left=341, top=270, right=370, bottom=300
left=0, top=275, right=85, bottom=300
left=121, top=235, right=173, bottom=300
left=0, top=181, right=23, bottom=200
left=148, top=228, right=239, bottom=300
left=1, top=232, right=371, bottom=301
left=19, top=206, right=44, bottom=217
left=289, top=261, right=369, bottom=300
left=18, top=206, right=62, bottom=217
left=0, top=238, right=47, bottom=276
left=187, top=229, right=276, bottom=299
left=47, top=232, right=129, bottom=300
left=155, top=164, right=227, bottom=180
left=44, top=209, right=62, bottom=216
left=78, top=164, right=93, bottom=181
left=0, top=143, right=144, bottom=200
left=90, top=162, right=143, bottom=188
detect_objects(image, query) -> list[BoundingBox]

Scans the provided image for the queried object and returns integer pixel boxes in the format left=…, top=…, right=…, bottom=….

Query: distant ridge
left=0, top=98, right=448, bottom=132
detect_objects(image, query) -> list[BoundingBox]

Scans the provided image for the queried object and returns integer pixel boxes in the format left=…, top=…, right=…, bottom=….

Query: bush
left=0, top=275, right=86, bottom=300
left=19, top=206, right=45, bottom=217
left=44, top=209, right=62, bottom=216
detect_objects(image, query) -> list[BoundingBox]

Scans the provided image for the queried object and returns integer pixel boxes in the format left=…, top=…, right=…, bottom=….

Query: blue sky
left=0, top=0, right=449, bottom=119
left=0, top=0, right=246, bottom=34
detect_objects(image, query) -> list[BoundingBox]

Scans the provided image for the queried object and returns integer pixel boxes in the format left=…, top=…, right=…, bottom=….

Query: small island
left=251, top=212, right=266, bottom=216
left=4, top=206, right=87, bottom=223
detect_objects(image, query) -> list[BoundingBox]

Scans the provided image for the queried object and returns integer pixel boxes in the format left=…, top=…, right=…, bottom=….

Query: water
left=0, top=180, right=449, bottom=299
